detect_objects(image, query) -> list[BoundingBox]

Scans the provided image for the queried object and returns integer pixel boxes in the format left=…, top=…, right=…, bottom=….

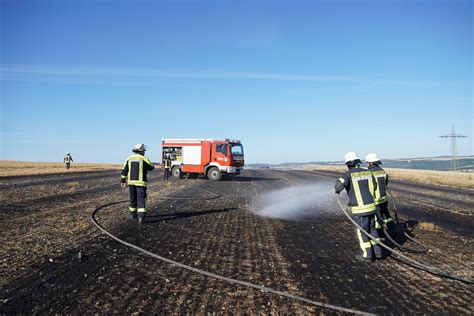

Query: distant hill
left=252, top=156, right=474, bottom=172
left=368, top=157, right=473, bottom=171
left=245, top=163, right=273, bottom=170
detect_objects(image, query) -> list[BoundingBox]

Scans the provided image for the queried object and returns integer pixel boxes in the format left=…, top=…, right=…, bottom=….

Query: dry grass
left=300, top=164, right=474, bottom=189
left=64, top=182, right=80, bottom=194
left=0, top=160, right=121, bottom=177
left=383, top=168, right=473, bottom=189
left=418, top=222, right=442, bottom=232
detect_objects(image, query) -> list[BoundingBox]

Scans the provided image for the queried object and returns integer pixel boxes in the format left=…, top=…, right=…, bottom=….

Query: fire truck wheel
left=207, top=167, right=222, bottom=181
left=171, top=166, right=182, bottom=179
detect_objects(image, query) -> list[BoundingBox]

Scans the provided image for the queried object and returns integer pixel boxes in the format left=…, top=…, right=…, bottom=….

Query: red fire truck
left=162, top=139, right=244, bottom=181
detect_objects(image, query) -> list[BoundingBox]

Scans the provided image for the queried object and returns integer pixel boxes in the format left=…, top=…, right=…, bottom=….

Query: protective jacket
left=368, top=165, right=388, bottom=205
left=335, top=165, right=377, bottom=215
left=121, top=154, right=155, bottom=186
left=64, top=155, right=73, bottom=163
left=163, top=159, right=172, bottom=169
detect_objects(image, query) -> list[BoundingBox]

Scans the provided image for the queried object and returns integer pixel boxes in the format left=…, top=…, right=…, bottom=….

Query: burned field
left=1, top=169, right=473, bottom=314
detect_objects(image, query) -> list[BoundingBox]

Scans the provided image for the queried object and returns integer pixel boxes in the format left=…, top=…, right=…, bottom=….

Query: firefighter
left=335, top=152, right=382, bottom=262
left=63, top=153, right=73, bottom=170
left=366, top=153, right=398, bottom=236
left=121, top=144, right=155, bottom=224
left=163, top=153, right=172, bottom=180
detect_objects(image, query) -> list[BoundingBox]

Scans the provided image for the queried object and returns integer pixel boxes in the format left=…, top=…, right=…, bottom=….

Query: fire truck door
left=214, top=143, right=228, bottom=163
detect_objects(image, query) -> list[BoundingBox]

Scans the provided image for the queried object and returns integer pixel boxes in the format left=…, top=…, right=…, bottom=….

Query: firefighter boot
left=138, top=212, right=146, bottom=224
left=355, top=255, right=372, bottom=263
left=130, top=212, right=137, bottom=220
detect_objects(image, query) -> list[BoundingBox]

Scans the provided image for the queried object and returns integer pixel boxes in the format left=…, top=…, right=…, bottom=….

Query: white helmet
left=366, top=153, right=381, bottom=163
left=344, top=152, right=359, bottom=163
left=132, top=144, right=147, bottom=152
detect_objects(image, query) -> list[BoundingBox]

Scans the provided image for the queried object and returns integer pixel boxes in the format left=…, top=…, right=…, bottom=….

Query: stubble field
left=0, top=167, right=472, bottom=314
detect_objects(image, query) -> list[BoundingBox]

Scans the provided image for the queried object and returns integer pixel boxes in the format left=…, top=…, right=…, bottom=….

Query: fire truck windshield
left=230, top=144, right=243, bottom=156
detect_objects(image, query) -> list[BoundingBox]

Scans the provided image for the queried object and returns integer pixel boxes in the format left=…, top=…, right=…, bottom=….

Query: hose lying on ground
left=91, top=200, right=373, bottom=315
left=387, top=190, right=430, bottom=252
left=381, top=225, right=428, bottom=254
left=336, top=194, right=473, bottom=284
left=383, top=229, right=427, bottom=253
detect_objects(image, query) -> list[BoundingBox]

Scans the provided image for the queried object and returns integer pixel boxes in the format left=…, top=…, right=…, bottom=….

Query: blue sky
left=1, top=0, right=472, bottom=164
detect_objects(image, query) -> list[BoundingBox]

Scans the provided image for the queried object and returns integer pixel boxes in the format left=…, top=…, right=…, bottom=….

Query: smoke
left=252, top=182, right=336, bottom=220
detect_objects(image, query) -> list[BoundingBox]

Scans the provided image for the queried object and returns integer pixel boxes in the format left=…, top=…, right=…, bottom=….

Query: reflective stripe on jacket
left=121, top=154, right=155, bottom=186
left=335, top=166, right=377, bottom=215
left=368, top=165, right=388, bottom=205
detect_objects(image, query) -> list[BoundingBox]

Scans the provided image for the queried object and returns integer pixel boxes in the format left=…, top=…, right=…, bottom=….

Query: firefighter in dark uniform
left=335, top=152, right=382, bottom=262
left=121, top=144, right=155, bottom=224
left=63, top=153, right=73, bottom=169
left=163, top=153, right=172, bottom=180
left=366, top=153, right=397, bottom=236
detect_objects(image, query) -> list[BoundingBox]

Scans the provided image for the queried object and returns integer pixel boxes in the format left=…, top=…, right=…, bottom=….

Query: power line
left=438, top=125, right=467, bottom=171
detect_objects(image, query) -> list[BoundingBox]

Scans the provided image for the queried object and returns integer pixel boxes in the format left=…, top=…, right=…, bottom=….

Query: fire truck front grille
left=234, top=161, right=244, bottom=167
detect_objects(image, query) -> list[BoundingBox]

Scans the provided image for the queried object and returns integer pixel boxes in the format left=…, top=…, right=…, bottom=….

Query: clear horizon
left=2, top=154, right=473, bottom=166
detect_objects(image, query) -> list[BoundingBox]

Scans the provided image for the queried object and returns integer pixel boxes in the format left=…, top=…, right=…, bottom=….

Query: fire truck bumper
left=221, top=166, right=243, bottom=174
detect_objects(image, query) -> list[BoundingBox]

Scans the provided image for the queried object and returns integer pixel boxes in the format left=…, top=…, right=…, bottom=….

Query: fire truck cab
left=162, top=139, right=244, bottom=181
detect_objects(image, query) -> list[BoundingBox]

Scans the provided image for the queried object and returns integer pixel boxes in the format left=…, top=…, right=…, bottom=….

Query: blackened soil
left=0, top=170, right=472, bottom=314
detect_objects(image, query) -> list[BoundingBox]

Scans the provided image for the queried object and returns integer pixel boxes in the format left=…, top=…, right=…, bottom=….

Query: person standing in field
left=163, top=153, right=172, bottom=180
left=366, top=153, right=397, bottom=237
left=121, top=144, right=155, bottom=224
left=335, top=152, right=382, bottom=262
left=63, top=153, right=73, bottom=170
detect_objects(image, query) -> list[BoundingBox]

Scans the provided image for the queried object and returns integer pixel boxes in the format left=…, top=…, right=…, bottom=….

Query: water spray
left=252, top=183, right=335, bottom=220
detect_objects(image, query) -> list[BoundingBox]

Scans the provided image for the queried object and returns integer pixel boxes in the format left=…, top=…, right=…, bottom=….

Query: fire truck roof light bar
left=162, top=139, right=241, bottom=144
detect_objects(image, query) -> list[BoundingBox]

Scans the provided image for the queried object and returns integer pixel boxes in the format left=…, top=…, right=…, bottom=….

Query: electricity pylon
left=438, top=126, right=467, bottom=171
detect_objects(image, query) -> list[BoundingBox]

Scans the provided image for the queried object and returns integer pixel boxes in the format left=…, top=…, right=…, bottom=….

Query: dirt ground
left=0, top=169, right=473, bottom=314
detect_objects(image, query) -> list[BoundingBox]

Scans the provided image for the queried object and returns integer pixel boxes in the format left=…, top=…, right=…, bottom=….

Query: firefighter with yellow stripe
left=366, top=153, right=397, bottom=236
left=121, top=144, right=155, bottom=224
left=335, top=152, right=382, bottom=262
left=63, top=153, right=73, bottom=170
left=162, top=153, right=172, bottom=180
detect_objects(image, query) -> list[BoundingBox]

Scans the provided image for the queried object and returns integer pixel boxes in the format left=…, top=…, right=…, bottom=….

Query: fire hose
left=372, top=192, right=428, bottom=254
left=91, top=200, right=374, bottom=315
left=387, top=190, right=430, bottom=252
left=336, top=194, right=473, bottom=284
left=379, top=225, right=427, bottom=253
left=380, top=226, right=428, bottom=254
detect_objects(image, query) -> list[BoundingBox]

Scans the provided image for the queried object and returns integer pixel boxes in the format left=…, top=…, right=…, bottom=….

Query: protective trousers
left=129, top=185, right=147, bottom=220
left=354, top=214, right=382, bottom=260
left=376, top=202, right=397, bottom=234
left=164, top=168, right=170, bottom=180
